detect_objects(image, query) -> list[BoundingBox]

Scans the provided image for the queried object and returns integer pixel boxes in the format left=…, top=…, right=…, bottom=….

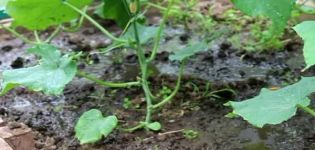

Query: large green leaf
left=169, top=42, right=208, bottom=61
left=226, top=77, right=315, bottom=128
left=1, top=44, right=77, bottom=95
left=122, top=23, right=158, bottom=44
left=231, top=0, right=295, bottom=35
left=75, top=109, right=118, bottom=144
left=6, top=0, right=92, bottom=30
left=293, top=21, right=315, bottom=70
left=102, top=0, right=130, bottom=28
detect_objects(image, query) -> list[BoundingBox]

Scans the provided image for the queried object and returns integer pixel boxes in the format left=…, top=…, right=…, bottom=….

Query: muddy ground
left=1, top=5, right=315, bottom=150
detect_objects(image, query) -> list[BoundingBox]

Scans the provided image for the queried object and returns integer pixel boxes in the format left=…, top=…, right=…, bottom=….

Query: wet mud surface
left=0, top=23, right=315, bottom=150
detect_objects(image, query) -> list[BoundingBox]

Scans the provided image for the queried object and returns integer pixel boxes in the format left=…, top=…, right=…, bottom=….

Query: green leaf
left=298, top=5, right=315, bottom=14
left=1, top=44, right=77, bottom=95
left=226, top=77, right=315, bottom=128
left=75, top=109, right=118, bottom=144
left=0, top=0, right=8, bottom=9
left=293, top=21, right=315, bottom=70
left=6, top=0, right=92, bottom=30
left=231, top=0, right=295, bottom=35
left=146, top=122, right=161, bottom=131
left=122, top=23, right=158, bottom=45
left=102, top=23, right=158, bottom=52
left=169, top=41, right=208, bottom=61
left=102, top=0, right=131, bottom=28
left=0, top=10, right=8, bottom=20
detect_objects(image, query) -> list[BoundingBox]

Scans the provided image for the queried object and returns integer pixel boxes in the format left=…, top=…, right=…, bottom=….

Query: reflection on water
left=244, top=142, right=270, bottom=150
left=239, top=127, right=276, bottom=150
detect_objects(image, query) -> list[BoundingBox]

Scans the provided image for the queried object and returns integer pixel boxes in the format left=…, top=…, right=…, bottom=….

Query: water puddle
left=239, top=127, right=276, bottom=150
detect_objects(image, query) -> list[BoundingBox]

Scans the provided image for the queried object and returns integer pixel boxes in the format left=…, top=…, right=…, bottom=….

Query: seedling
left=1, top=0, right=315, bottom=146
left=156, top=86, right=172, bottom=100
left=123, top=98, right=140, bottom=109
left=0, top=0, right=208, bottom=144
left=123, top=98, right=132, bottom=109
left=148, top=0, right=215, bottom=33
left=182, top=129, right=199, bottom=140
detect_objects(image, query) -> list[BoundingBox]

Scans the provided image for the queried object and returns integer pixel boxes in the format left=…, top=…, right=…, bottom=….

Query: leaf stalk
left=0, top=25, right=35, bottom=44
left=151, top=61, right=185, bottom=109
left=297, top=104, right=315, bottom=117
left=147, top=0, right=173, bottom=62
left=64, top=2, right=127, bottom=43
left=76, top=70, right=140, bottom=88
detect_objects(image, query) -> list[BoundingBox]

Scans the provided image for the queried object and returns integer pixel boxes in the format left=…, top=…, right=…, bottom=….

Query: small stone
left=68, top=34, right=84, bottom=44
left=0, top=118, right=6, bottom=127
left=157, top=135, right=166, bottom=141
left=8, top=122, right=22, bottom=130
left=45, top=137, right=55, bottom=147
left=35, top=142, right=45, bottom=149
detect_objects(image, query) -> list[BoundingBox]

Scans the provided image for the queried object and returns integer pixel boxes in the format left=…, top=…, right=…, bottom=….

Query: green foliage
left=0, top=0, right=8, bottom=8
left=169, top=41, right=208, bottom=61
left=122, top=23, right=158, bottom=45
left=152, top=0, right=215, bottom=33
left=6, top=0, right=92, bottom=30
left=293, top=21, right=315, bottom=70
left=157, top=86, right=172, bottom=99
left=182, top=129, right=199, bottom=139
left=1, top=44, right=77, bottom=95
left=123, top=98, right=140, bottom=109
left=296, top=5, right=315, bottom=14
left=123, top=98, right=133, bottom=109
left=75, top=109, right=118, bottom=144
left=146, top=122, right=161, bottom=131
left=1, top=0, right=315, bottom=145
left=223, top=9, right=283, bottom=51
left=102, top=0, right=130, bottom=28
left=0, top=0, right=8, bottom=19
left=231, top=0, right=295, bottom=35
left=103, top=23, right=158, bottom=52
left=226, top=77, right=315, bottom=128
left=0, top=11, right=8, bottom=20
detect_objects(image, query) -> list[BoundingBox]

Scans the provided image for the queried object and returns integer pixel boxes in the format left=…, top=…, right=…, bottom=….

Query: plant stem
left=205, top=88, right=237, bottom=98
left=129, top=0, right=154, bottom=125
left=76, top=70, right=140, bottom=88
left=147, top=0, right=173, bottom=62
left=63, top=2, right=127, bottom=43
left=297, top=104, right=315, bottom=117
left=0, top=25, right=35, bottom=44
left=123, top=123, right=145, bottom=132
left=45, top=25, right=62, bottom=43
left=135, top=23, right=153, bottom=124
left=63, top=6, right=88, bottom=32
left=122, top=1, right=156, bottom=94
left=151, top=62, right=185, bottom=109
left=147, top=2, right=167, bottom=10
left=98, top=42, right=126, bottom=54
left=34, top=30, right=42, bottom=43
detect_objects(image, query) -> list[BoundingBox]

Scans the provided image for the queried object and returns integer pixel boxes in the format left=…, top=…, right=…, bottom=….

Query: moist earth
left=0, top=23, right=315, bottom=150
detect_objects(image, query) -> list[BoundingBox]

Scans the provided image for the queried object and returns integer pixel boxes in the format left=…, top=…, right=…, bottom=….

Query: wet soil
left=0, top=18, right=315, bottom=150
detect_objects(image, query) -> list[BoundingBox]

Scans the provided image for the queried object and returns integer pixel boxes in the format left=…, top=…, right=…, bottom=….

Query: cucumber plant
left=0, top=0, right=208, bottom=144
left=2, top=0, right=314, bottom=145
left=227, top=0, right=315, bottom=127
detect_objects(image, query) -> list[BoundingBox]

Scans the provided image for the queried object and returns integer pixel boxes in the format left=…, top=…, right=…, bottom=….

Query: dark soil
left=1, top=17, right=315, bottom=150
